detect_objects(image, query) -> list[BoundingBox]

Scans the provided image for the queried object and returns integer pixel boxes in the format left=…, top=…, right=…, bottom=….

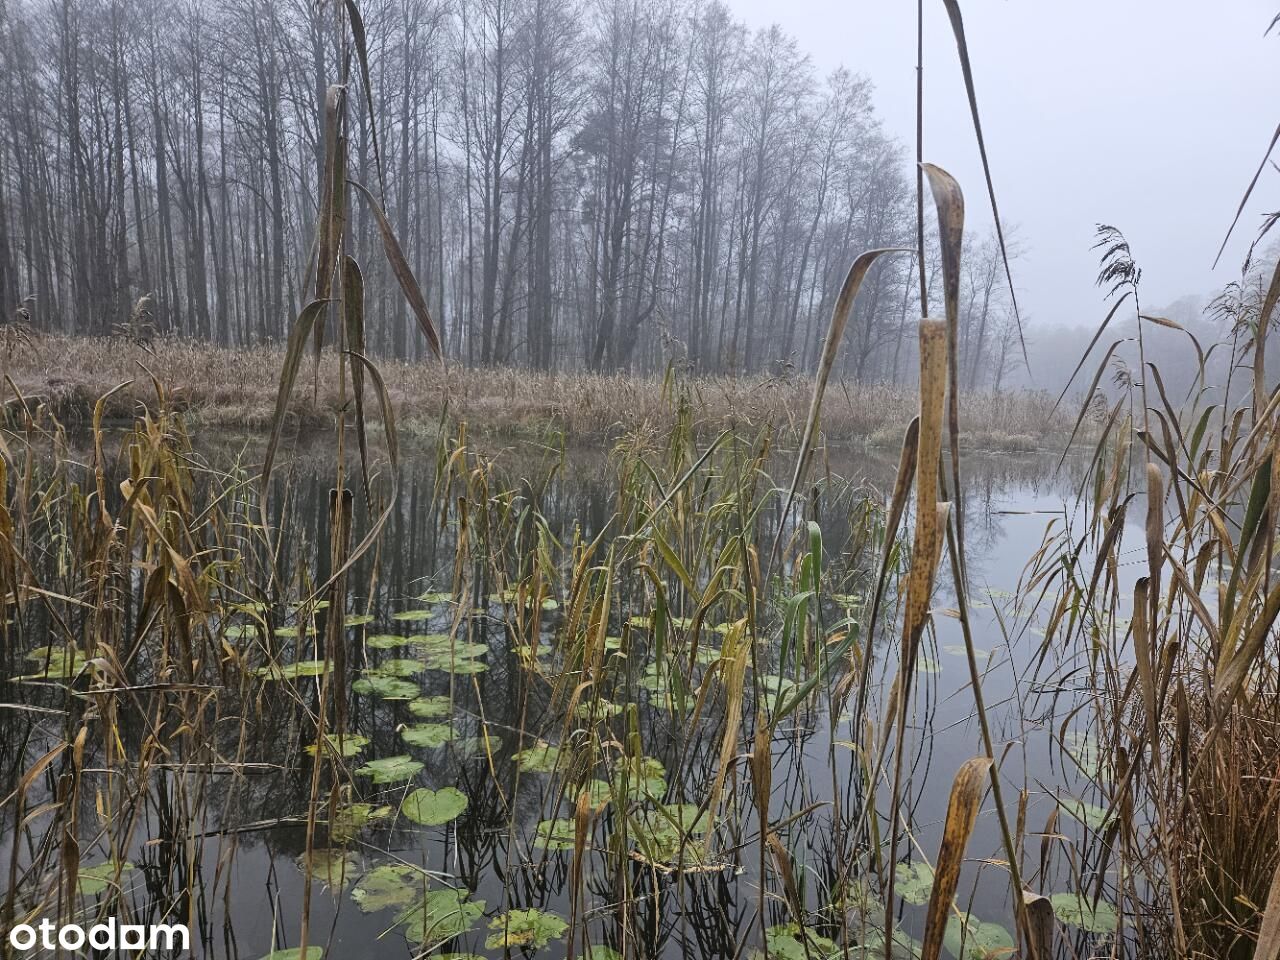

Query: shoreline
left=5, top=334, right=1073, bottom=453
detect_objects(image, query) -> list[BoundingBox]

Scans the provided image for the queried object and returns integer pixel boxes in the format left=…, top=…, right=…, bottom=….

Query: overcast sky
left=727, top=0, right=1278, bottom=330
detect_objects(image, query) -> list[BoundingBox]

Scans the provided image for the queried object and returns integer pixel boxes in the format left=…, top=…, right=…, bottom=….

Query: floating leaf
left=330, top=802, right=392, bottom=840
left=256, top=949, right=322, bottom=960
left=409, top=695, right=453, bottom=718
left=256, top=659, right=326, bottom=681
left=398, top=889, right=485, bottom=945
left=419, top=591, right=454, bottom=604
left=1057, top=796, right=1110, bottom=831
left=535, top=818, right=577, bottom=852
left=306, top=733, right=369, bottom=758
left=401, top=724, right=456, bottom=749
left=514, top=742, right=561, bottom=774
left=298, top=848, right=358, bottom=888
left=367, top=634, right=405, bottom=649
left=402, top=787, right=468, bottom=826
left=393, top=609, right=435, bottom=622
left=356, top=755, right=423, bottom=784
left=346, top=613, right=375, bottom=626
left=78, top=861, right=134, bottom=896
left=916, top=656, right=942, bottom=675
left=352, top=863, right=429, bottom=914
left=944, top=913, right=1015, bottom=959
left=378, top=658, right=428, bottom=677
left=485, top=909, right=568, bottom=949
left=894, top=861, right=934, bottom=905
left=751, top=924, right=837, bottom=960
left=352, top=674, right=419, bottom=699
left=17, top=646, right=91, bottom=681
left=1049, top=893, right=1118, bottom=933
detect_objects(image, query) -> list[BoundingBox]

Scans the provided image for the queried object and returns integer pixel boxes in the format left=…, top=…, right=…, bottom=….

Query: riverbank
left=4, top=334, right=1070, bottom=451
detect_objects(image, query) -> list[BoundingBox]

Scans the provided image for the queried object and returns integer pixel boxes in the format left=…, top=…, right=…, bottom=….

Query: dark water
left=1, top=438, right=1128, bottom=959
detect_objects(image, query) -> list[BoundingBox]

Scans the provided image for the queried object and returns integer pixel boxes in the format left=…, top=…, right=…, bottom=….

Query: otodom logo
left=7, top=918, right=190, bottom=953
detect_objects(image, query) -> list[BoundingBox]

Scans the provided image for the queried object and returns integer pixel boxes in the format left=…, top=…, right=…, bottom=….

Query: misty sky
left=729, top=0, right=1278, bottom=331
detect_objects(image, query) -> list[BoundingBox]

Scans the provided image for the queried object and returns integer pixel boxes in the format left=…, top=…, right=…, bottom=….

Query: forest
left=0, top=0, right=1028, bottom=382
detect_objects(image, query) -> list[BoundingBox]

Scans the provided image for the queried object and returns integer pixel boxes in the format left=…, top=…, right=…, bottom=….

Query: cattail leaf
left=919, top=756, right=993, bottom=960
left=262, top=298, right=329, bottom=500
left=938, top=0, right=1025, bottom=365
left=349, top=180, right=442, bottom=360
left=343, top=255, right=371, bottom=503
left=772, top=247, right=911, bottom=565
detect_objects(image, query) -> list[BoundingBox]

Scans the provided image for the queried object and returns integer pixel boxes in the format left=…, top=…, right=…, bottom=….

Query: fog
left=732, top=0, right=1279, bottom=335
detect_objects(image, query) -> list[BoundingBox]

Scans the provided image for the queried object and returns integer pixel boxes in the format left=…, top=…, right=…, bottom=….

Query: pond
left=0, top=427, right=1129, bottom=959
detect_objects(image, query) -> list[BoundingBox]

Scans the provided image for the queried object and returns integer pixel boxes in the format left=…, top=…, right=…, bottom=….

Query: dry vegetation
left=3, top=333, right=1064, bottom=451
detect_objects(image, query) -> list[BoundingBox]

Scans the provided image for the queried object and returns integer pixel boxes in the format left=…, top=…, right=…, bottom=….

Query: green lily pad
left=419, top=591, right=455, bottom=604
left=398, top=889, right=486, bottom=945
left=1057, top=796, right=1110, bottom=831
left=393, top=609, right=435, bottom=622
left=345, top=613, right=375, bottom=626
left=409, top=695, right=454, bottom=718
left=1049, top=892, right=1118, bottom=933
left=944, top=913, right=1014, bottom=959
left=305, top=733, right=369, bottom=758
left=894, top=861, right=934, bottom=905
left=78, top=860, right=134, bottom=896
left=297, top=848, right=358, bottom=888
left=352, top=673, right=420, bottom=699
left=330, top=802, right=392, bottom=840
left=916, top=656, right=942, bottom=674
left=352, top=863, right=430, bottom=913
left=535, top=818, right=577, bottom=852
left=356, top=755, right=423, bottom=784
left=256, top=659, right=326, bottom=681
left=514, top=741, right=561, bottom=773
left=402, top=787, right=468, bottom=826
left=378, top=658, right=429, bottom=677
left=18, top=646, right=91, bottom=681
left=367, top=634, right=406, bottom=649
left=401, top=723, right=457, bottom=749
left=753, top=924, right=837, bottom=960
left=485, top=909, right=568, bottom=949
left=256, top=949, right=323, bottom=960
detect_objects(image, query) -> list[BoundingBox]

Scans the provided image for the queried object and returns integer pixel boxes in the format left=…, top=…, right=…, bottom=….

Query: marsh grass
left=4, top=334, right=1063, bottom=453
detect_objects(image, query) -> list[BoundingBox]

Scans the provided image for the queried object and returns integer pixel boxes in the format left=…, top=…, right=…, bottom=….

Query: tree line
left=0, top=0, right=1020, bottom=380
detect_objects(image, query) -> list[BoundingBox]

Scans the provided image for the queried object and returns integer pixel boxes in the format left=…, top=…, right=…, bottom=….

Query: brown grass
left=3, top=334, right=1066, bottom=450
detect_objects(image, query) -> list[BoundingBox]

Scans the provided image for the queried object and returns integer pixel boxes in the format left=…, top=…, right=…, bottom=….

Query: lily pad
left=356, top=755, right=423, bottom=784
left=367, top=634, right=405, bottom=649
left=401, top=723, right=457, bottom=749
left=256, top=659, right=326, bottom=681
left=378, top=658, right=429, bottom=677
left=1057, top=796, right=1110, bottom=831
left=352, top=863, right=429, bottom=914
left=894, top=861, right=934, bottom=905
left=306, top=733, right=369, bottom=758
left=514, top=741, right=561, bottom=774
left=297, top=848, right=359, bottom=888
left=256, top=949, right=323, bottom=960
left=78, top=860, right=134, bottom=896
left=18, top=646, right=92, bottom=681
left=393, top=609, right=435, bottom=622
left=352, top=674, right=420, bottom=699
left=485, top=909, right=568, bottom=949
left=944, top=913, right=1014, bottom=959
left=419, top=591, right=455, bottom=604
left=398, top=889, right=486, bottom=945
left=535, top=818, right=577, bottom=852
left=409, top=695, right=453, bottom=718
left=1049, top=892, right=1118, bottom=933
left=345, top=613, right=376, bottom=627
left=330, top=802, right=392, bottom=840
left=402, top=787, right=468, bottom=826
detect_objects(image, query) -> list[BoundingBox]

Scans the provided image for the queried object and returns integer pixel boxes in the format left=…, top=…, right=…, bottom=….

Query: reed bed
left=4, top=334, right=1063, bottom=452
